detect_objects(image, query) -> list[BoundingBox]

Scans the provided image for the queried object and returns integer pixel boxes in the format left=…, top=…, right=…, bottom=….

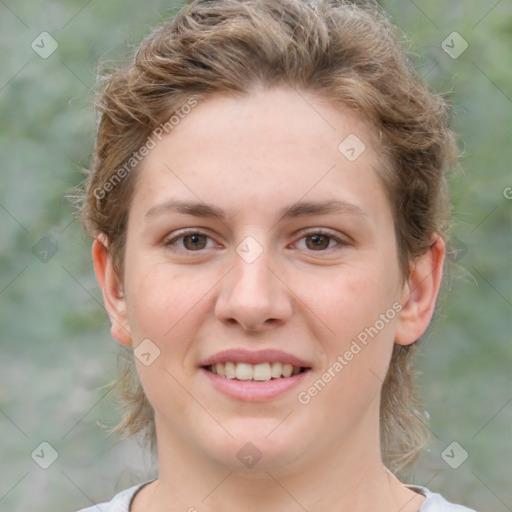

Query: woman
left=76, top=0, right=476, bottom=510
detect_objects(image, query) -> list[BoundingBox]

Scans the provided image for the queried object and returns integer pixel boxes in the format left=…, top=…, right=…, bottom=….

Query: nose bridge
left=234, top=244, right=273, bottom=294
left=215, top=235, right=292, bottom=331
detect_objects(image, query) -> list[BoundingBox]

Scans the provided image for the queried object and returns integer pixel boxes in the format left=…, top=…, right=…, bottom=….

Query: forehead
left=131, top=86, right=389, bottom=224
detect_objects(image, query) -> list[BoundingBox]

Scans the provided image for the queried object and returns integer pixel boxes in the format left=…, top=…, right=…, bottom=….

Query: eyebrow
left=145, top=198, right=367, bottom=222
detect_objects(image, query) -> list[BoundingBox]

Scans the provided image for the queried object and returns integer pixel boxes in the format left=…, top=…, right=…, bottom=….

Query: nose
left=214, top=244, right=293, bottom=332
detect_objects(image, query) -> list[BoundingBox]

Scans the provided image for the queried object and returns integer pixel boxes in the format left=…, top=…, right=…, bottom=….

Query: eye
left=295, top=229, right=347, bottom=252
left=164, top=228, right=348, bottom=254
left=164, top=230, right=217, bottom=252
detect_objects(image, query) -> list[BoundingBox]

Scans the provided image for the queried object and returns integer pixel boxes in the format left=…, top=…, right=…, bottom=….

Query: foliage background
left=0, top=0, right=510, bottom=510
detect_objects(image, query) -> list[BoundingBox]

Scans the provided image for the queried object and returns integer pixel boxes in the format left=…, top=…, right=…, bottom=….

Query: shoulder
left=73, top=482, right=477, bottom=512
left=408, top=485, right=478, bottom=512
left=73, top=483, right=147, bottom=512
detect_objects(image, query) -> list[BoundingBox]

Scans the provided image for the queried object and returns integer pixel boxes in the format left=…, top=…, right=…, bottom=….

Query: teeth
left=210, top=361, right=303, bottom=381
left=253, top=363, right=271, bottom=381
left=271, top=362, right=283, bottom=378
left=282, top=363, right=293, bottom=377
left=224, top=362, right=236, bottom=379
left=235, top=363, right=253, bottom=381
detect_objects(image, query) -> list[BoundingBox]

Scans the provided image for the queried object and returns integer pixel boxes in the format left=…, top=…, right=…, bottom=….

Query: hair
left=78, top=0, right=459, bottom=475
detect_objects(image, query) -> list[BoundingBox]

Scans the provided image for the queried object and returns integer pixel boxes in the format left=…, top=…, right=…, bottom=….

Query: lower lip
left=200, top=367, right=310, bottom=401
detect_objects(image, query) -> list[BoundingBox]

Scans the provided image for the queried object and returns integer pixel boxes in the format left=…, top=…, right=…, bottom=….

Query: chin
left=201, top=417, right=314, bottom=472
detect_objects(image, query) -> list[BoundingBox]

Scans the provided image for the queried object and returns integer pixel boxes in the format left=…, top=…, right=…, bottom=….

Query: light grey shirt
left=75, top=482, right=477, bottom=511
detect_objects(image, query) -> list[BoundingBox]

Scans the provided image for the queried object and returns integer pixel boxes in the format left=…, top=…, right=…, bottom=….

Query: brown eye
left=182, top=233, right=208, bottom=250
left=305, top=234, right=331, bottom=250
left=294, top=229, right=347, bottom=253
left=164, top=231, right=215, bottom=252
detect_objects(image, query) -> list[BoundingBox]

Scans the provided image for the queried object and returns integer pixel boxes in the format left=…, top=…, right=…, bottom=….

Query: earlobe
left=92, top=235, right=132, bottom=346
left=395, top=235, right=446, bottom=346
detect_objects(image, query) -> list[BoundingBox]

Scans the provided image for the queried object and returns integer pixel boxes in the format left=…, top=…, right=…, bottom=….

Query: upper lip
left=200, top=349, right=312, bottom=368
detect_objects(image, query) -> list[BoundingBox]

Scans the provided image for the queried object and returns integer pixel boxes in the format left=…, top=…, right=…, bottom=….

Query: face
left=100, top=86, right=426, bottom=474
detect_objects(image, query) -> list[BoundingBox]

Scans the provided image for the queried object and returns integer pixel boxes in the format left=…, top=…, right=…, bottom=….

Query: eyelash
left=163, top=228, right=348, bottom=254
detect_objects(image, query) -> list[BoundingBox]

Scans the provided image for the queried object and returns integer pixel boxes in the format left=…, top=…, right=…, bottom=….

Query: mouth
left=203, top=362, right=311, bottom=381
left=199, top=349, right=313, bottom=401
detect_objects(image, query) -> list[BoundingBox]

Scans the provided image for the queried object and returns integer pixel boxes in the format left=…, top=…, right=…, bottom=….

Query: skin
left=93, top=86, right=445, bottom=512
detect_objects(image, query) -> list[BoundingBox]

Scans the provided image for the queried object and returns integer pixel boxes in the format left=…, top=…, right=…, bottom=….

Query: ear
left=395, top=235, right=445, bottom=346
left=92, top=235, right=132, bottom=346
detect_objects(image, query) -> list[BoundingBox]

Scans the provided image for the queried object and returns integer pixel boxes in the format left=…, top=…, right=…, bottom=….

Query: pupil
left=184, top=234, right=206, bottom=250
left=307, top=234, right=329, bottom=250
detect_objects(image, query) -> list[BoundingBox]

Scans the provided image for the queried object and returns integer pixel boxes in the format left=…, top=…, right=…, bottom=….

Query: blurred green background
left=0, top=0, right=510, bottom=510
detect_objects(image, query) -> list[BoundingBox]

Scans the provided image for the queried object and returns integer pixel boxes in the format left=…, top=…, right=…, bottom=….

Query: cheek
left=123, top=263, right=215, bottom=414
left=123, top=258, right=212, bottom=344
left=304, top=261, right=400, bottom=339
left=302, top=260, right=400, bottom=393
left=303, top=270, right=399, bottom=424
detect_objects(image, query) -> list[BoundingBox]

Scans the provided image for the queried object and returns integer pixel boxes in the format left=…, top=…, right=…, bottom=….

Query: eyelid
left=163, top=228, right=221, bottom=251
left=164, top=227, right=350, bottom=254
left=292, top=228, right=349, bottom=251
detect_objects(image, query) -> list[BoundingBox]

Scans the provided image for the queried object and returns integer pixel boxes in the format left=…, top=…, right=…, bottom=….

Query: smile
left=200, top=349, right=313, bottom=400
left=204, top=362, right=308, bottom=381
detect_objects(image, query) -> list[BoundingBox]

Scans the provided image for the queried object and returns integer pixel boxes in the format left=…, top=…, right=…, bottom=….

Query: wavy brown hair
left=78, top=0, right=459, bottom=474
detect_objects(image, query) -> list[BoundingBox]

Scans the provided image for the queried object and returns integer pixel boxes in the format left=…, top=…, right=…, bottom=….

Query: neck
left=132, top=413, right=424, bottom=512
